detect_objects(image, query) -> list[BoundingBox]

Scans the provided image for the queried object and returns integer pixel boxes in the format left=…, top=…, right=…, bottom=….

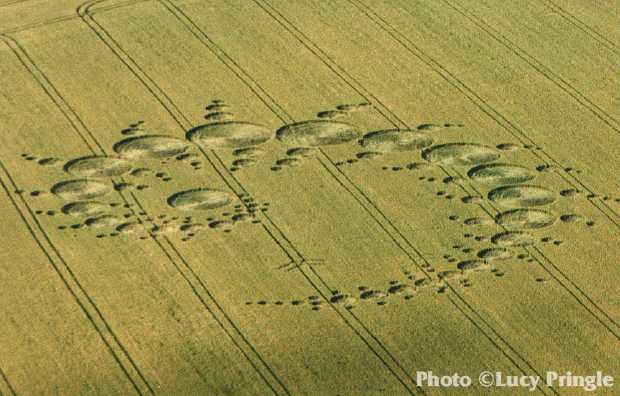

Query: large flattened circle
left=490, top=231, right=536, bottom=247
left=276, top=120, right=359, bottom=147
left=468, top=163, right=536, bottom=186
left=61, top=201, right=109, bottom=217
left=167, top=188, right=232, bottom=211
left=51, top=179, right=112, bottom=201
left=64, top=156, right=132, bottom=178
left=359, top=129, right=433, bottom=153
left=113, top=135, right=189, bottom=159
left=187, top=122, right=272, bottom=149
left=488, top=185, right=556, bottom=208
left=422, top=143, right=500, bottom=166
left=495, top=209, right=556, bottom=230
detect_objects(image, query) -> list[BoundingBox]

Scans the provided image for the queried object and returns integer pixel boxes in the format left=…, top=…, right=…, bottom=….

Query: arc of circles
left=253, top=0, right=618, bottom=341
left=287, top=0, right=620, bottom=338
left=104, top=0, right=612, bottom=392
left=72, top=0, right=616, bottom=392
left=251, top=0, right=619, bottom=366
left=449, top=166, right=620, bottom=338
left=79, top=0, right=425, bottom=393
left=1, top=30, right=290, bottom=396
left=85, top=0, right=536, bottom=392
left=82, top=0, right=569, bottom=393
left=336, top=0, right=620, bottom=335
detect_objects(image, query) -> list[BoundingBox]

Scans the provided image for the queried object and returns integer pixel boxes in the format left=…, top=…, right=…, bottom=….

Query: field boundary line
left=538, top=0, right=620, bottom=56
left=350, top=0, right=620, bottom=223
left=0, top=0, right=151, bottom=35
left=441, top=0, right=619, bottom=131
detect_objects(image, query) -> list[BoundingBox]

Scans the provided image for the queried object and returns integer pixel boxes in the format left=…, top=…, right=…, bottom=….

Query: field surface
left=0, top=0, right=618, bottom=395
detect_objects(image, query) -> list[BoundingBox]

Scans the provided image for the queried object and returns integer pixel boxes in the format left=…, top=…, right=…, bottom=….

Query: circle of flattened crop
left=61, top=201, right=109, bottom=217
left=490, top=231, right=536, bottom=247
left=233, top=147, right=266, bottom=158
left=187, top=122, right=272, bottom=149
left=276, top=120, right=359, bottom=147
left=488, top=185, right=556, bottom=208
left=422, top=143, right=500, bottom=166
left=457, top=259, right=491, bottom=271
left=64, top=156, right=132, bottom=178
left=116, top=222, right=143, bottom=234
left=51, top=179, right=112, bottom=201
left=113, top=135, right=189, bottom=159
left=85, top=215, right=122, bottom=228
left=560, top=214, right=584, bottom=223
left=467, top=163, right=536, bottom=186
left=359, top=129, right=433, bottom=153
left=495, top=209, right=556, bottom=230
left=477, top=248, right=513, bottom=261
left=167, top=188, right=232, bottom=211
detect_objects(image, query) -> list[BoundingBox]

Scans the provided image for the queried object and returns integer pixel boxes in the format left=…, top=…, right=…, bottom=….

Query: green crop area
left=0, top=0, right=618, bottom=394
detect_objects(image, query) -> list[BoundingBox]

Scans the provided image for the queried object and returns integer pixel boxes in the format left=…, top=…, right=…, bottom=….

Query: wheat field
left=0, top=0, right=618, bottom=395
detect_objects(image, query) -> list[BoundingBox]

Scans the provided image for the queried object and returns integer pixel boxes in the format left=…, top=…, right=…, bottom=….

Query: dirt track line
left=166, top=0, right=548, bottom=392
left=442, top=0, right=619, bottom=131
left=0, top=367, right=16, bottom=396
left=0, top=0, right=151, bottom=35
left=538, top=0, right=620, bottom=57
